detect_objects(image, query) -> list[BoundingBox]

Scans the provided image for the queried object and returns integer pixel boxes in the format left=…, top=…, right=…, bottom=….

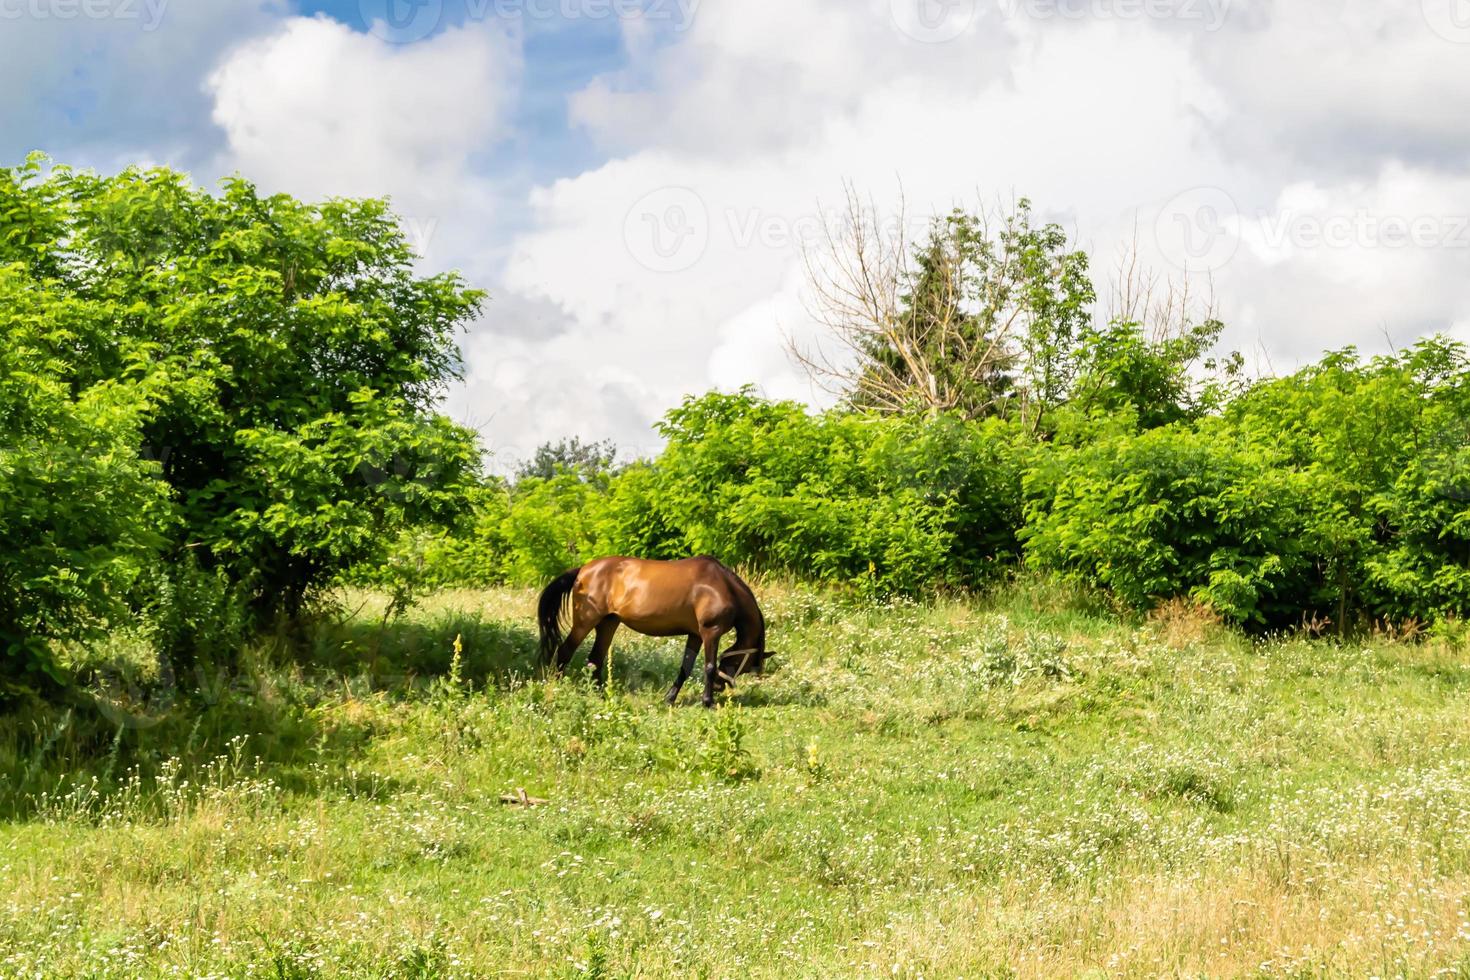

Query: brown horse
left=537, top=556, right=774, bottom=707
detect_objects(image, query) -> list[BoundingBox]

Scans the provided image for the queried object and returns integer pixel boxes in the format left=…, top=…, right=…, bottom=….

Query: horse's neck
left=734, top=597, right=765, bottom=649
left=721, top=567, right=765, bottom=649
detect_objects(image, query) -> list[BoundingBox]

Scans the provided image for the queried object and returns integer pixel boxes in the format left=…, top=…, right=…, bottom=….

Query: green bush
left=395, top=391, right=1028, bottom=597
left=0, top=155, right=485, bottom=695
left=1225, top=339, right=1470, bottom=623
left=392, top=345, right=1470, bottom=630
left=0, top=266, right=171, bottom=694
left=0, top=156, right=484, bottom=618
left=1021, top=423, right=1309, bottom=623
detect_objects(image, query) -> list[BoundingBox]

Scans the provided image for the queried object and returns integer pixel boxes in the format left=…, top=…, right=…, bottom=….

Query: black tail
left=537, top=568, right=580, bottom=667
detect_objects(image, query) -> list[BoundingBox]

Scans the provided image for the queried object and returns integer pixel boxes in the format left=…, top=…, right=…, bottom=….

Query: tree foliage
left=397, top=343, right=1468, bottom=630
left=514, top=437, right=619, bottom=483
left=0, top=155, right=483, bottom=693
left=794, top=195, right=1095, bottom=428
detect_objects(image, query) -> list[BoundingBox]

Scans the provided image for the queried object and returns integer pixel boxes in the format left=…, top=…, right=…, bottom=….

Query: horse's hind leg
left=551, top=607, right=599, bottom=676
left=587, top=616, right=619, bottom=691
left=665, top=635, right=701, bottom=706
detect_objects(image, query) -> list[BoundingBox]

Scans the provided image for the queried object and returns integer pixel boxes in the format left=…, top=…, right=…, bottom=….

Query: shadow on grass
left=303, top=611, right=541, bottom=690
left=600, top=645, right=685, bottom=695
left=602, top=645, right=823, bottom=709
left=723, top=678, right=828, bottom=709
left=2, top=606, right=813, bottom=819
left=0, top=609, right=542, bottom=821
left=594, top=644, right=794, bottom=700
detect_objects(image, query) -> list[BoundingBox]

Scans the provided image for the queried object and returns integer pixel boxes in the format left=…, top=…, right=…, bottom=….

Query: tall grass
left=2, top=581, right=1469, bottom=976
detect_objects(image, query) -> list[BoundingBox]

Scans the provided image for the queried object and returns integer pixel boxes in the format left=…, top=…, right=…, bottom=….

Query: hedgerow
left=395, top=341, right=1469, bottom=630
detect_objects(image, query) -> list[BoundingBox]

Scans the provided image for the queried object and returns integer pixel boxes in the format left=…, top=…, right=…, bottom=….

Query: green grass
left=4, top=582, right=1470, bottom=977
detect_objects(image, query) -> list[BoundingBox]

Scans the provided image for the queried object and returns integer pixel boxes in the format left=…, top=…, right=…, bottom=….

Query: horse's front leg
left=699, top=627, right=726, bottom=709
left=665, top=635, right=700, bottom=706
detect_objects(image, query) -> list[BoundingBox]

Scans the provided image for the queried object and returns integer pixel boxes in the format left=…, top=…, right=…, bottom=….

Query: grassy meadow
left=4, top=582, right=1470, bottom=977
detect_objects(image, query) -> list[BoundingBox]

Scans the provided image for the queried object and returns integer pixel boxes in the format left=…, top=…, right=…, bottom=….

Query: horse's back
left=577, top=556, right=739, bottom=636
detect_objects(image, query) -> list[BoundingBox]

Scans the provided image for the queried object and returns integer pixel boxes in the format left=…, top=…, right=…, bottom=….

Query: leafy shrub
left=608, top=390, right=1028, bottom=595
left=1022, top=423, right=1309, bottom=623
left=134, top=559, right=251, bottom=678
left=387, top=342, right=1470, bottom=632
left=1226, top=339, right=1470, bottom=623
left=969, top=618, right=1074, bottom=687
left=392, top=391, right=1029, bottom=595
left=1067, top=317, right=1243, bottom=430
left=0, top=269, right=170, bottom=693
left=0, top=155, right=484, bottom=627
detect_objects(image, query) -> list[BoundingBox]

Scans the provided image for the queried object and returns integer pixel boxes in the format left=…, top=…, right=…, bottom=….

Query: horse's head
left=714, top=648, right=777, bottom=690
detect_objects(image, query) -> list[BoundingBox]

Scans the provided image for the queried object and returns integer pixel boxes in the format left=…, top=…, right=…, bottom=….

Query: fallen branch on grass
left=499, top=788, right=548, bottom=807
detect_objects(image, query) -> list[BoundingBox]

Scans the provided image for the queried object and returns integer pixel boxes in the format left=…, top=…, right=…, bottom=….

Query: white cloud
left=1191, top=0, right=1470, bottom=174
left=1223, top=163, right=1470, bottom=360
left=494, top=0, right=1470, bottom=455
left=207, top=15, right=523, bottom=282
left=568, top=0, right=1015, bottom=156
left=502, top=9, right=1233, bottom=452
left=0, top=0, right=273, bottom=168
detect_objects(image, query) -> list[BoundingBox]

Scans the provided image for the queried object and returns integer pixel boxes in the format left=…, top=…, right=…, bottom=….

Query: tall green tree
left=0, top=266, right=171, bottom=692
left=515, top=437, right=619, bottom=483
left=796, top=195, right=1094, bottom=427
left=0, top=154, right=485, bottom=661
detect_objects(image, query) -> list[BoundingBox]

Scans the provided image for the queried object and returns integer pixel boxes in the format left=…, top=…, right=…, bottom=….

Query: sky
left=5, top=0, right=1470, bottom=470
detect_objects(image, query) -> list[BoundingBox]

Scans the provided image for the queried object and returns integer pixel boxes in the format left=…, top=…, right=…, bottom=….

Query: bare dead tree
left=786, top=186, right=1030, bottom=420
left=1107, top=225, right=1219, bottom=342
left=1077, top=228, right=1248, bottom=416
